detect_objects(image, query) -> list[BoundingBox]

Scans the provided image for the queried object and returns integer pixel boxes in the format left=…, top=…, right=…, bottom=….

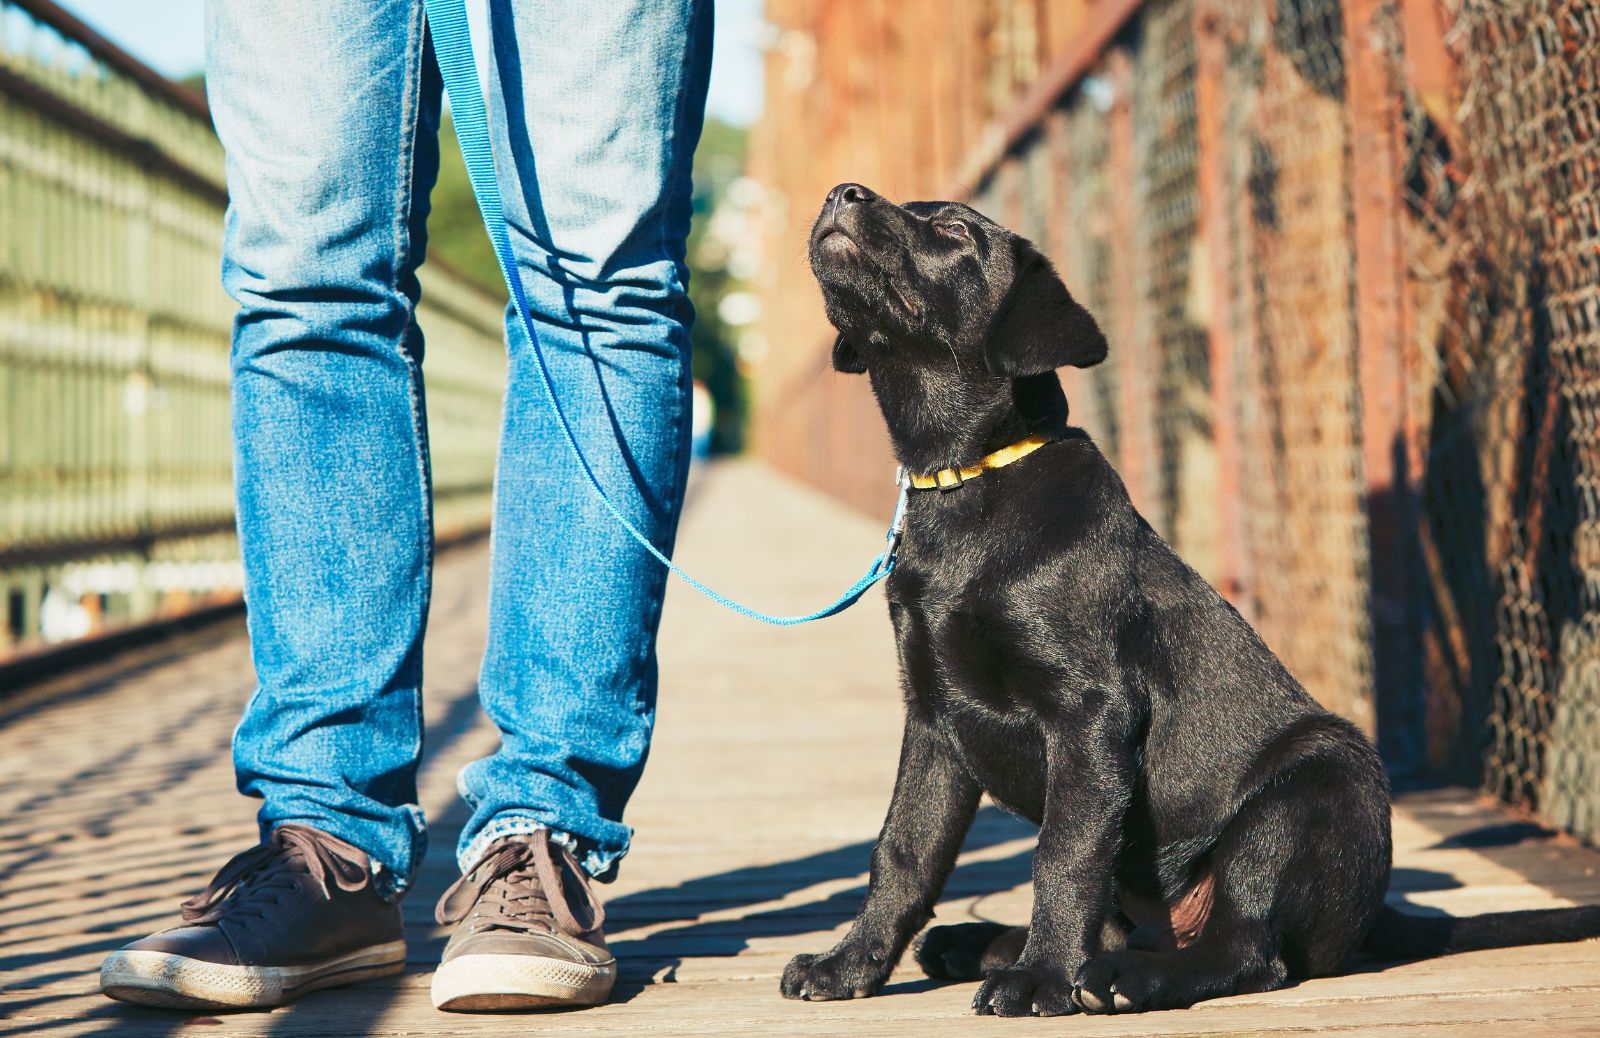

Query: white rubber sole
left=100, top=941, right=407, bottom=1009
left=431, top=952, right=616, bottom=1012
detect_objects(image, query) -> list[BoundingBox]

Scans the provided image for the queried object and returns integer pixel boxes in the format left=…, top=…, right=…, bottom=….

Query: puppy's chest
left=890, top=590, right=1056, bottom=820
left=888, top=556, right=1070, bottom=710
left=892, top=592, right=1027, bottom=706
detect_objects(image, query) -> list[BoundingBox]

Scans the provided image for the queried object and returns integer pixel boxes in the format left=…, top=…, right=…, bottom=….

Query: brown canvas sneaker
left=99, top=824, right=405, bottom=1009
left=431, top=830, right=615, bottom=1011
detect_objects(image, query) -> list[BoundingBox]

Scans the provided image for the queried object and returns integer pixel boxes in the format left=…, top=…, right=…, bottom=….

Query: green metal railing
left=0, top=0, right=506, bottom=659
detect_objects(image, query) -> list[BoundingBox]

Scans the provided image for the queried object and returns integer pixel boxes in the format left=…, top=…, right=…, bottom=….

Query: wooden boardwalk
left=4, top=461, right=1600, bottom=1037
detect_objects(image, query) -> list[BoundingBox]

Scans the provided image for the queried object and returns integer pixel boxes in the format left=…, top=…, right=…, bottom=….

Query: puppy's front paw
left=780, top=948, right=888, bottom=1002
left=971, top=963, right=1078, bottom=1017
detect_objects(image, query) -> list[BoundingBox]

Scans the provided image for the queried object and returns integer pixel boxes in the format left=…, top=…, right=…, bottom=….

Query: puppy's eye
left=938, top=221, right=970, bottom=240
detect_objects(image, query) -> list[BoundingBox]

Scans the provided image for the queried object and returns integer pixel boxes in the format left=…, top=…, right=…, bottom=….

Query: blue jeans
left=206, top=0, right=711, bottom=893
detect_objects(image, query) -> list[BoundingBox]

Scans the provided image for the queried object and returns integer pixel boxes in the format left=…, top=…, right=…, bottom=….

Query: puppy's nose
left=828, top=182, right=875, bottom=208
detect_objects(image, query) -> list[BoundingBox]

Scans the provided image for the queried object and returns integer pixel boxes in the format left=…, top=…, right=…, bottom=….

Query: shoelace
left=435, top=832, right=605, bottom=939
left=180, top=825, right=371, bottom=925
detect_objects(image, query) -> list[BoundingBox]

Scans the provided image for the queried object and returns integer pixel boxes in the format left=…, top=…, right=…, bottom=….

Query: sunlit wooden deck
left=4, top=461, right=1600, bottom=1037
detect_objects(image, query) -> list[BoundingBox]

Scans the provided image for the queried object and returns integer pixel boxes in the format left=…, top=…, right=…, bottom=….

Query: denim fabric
left=207, top=0, right=710, bottom=893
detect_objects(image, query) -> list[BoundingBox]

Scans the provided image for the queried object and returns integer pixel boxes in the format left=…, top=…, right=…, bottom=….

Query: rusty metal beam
left=1344, top=0, right=1421, bottom=757
left=1192, top=0, right=1249, bottom=612
left=1106, top=51, right=1150, bottom=508
left=0, top=64, right=227, bottom=204
left=946, top=0, right=1146, bottom=196
left=12, top=0, right=211, bottom=121
left=1398, top=0, right=1458, bottom=138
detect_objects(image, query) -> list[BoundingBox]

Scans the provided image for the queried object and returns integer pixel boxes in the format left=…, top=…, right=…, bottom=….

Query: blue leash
left=423, top=0, right=902, bottom=624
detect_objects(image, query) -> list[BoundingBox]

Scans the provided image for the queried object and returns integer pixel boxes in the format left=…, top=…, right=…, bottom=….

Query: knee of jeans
left=223, top=222, right=415, bottom=367
left=514, top=183, right=685, bottom=303
left=527, top=250, right=693, bottom=346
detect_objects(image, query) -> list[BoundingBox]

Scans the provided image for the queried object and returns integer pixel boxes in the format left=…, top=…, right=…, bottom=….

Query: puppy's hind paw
left=1072, top=950, right=1159, bottom=1014
left=914, top=922, right=1015, bottom=981
left=972, top=964, right=1078, bottom=1018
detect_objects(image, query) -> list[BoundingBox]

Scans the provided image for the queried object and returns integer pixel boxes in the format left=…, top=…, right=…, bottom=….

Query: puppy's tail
left=1361, top=902, right=1600, bottom=960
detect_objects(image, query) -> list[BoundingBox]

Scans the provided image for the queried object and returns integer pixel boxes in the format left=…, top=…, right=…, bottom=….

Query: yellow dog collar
left=907, top=434, right=1054, bottom=491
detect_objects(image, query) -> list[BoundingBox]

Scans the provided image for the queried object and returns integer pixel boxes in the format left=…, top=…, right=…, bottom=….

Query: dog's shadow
left=602, top=817, right=1471, bottom=1002
left=604, top=805, right=1037, bottom=999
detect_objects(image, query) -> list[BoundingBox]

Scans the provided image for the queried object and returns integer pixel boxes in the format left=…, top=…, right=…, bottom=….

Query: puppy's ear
left=832, top=332, right=868, bottom=374
left=984, top=245, right=1107, bottom=377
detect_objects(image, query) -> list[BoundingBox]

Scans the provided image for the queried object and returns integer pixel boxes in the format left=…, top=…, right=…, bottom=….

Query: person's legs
left=213, top=0, right=443, bottom=896
left=454, top=0, right=713, bottom=880
left=101, top=8, right=438, bottom=1006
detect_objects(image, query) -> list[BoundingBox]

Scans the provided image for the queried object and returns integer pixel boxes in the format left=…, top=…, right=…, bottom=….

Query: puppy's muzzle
left=813, top=182, right=879, bottom=255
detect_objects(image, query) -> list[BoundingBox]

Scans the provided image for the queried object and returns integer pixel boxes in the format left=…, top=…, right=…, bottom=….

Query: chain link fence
left=1222, top=0, right=1375, bottom=729
left=1406, top=0, right=1600, bottom=839
left=991, top=0, right=1375, bottom=724
left=755, top=0, right=1600, bottom=842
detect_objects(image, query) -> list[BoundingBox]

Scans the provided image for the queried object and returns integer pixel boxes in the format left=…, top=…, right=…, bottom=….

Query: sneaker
left=431, top=830, right=615, bottom=1011
left=99, top=825, right=405, bottom=1009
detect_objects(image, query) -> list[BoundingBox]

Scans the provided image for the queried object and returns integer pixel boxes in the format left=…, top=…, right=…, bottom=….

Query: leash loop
left=423, top=0, right=895, bottom=625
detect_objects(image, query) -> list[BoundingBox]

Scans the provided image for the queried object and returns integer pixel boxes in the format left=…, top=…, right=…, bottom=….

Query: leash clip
left=883, top=467, right=910, bottom=564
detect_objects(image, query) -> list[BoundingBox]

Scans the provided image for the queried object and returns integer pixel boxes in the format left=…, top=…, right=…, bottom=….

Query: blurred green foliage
left=187, top=80, right=751, bottom=453
left=428, top=114, right=751, bottom=453
left=684, top=118, right=751, bottom=454
left=428, top=113, right=504, bottom=294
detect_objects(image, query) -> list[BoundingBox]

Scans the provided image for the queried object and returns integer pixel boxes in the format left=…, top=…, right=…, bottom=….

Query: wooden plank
left=2, top=463, right=1599, bottom=1037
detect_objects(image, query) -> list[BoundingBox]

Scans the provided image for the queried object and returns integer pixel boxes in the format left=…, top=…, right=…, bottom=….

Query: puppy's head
left=808, top=183, right=1106, bottom=380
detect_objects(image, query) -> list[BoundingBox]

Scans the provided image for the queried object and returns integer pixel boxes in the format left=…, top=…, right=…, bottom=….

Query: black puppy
left=780, top=183, right=1600, bottom=1017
